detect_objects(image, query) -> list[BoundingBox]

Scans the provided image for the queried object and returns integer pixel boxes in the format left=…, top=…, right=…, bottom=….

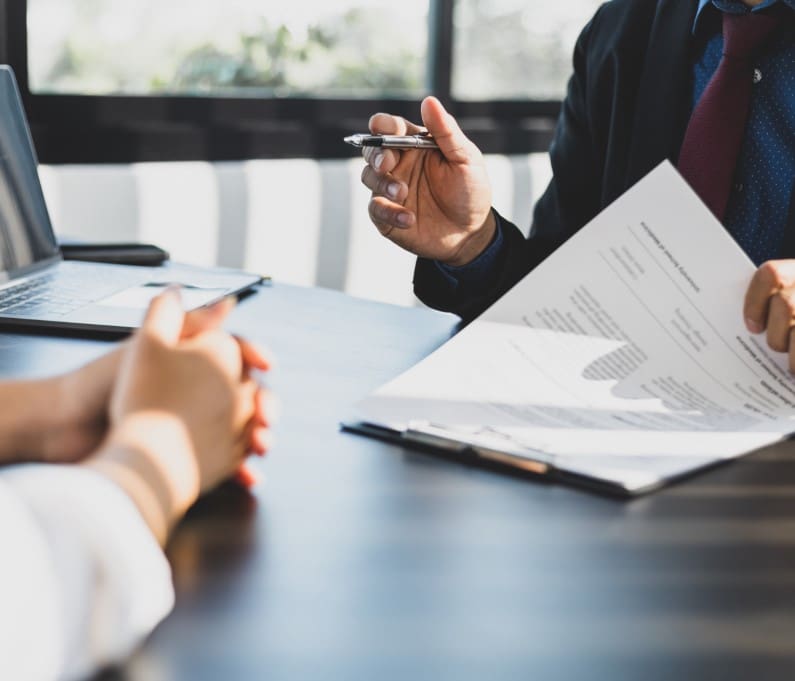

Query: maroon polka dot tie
left=677, top=11, right=781, bottom=221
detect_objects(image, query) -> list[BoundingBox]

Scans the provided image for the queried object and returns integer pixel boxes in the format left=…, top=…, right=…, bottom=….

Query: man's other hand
left=744, top=260, right=795, bottom=370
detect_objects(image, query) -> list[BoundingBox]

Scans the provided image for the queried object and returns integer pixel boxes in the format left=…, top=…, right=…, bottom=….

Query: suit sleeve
left=413, top=6, right=606, bottom=323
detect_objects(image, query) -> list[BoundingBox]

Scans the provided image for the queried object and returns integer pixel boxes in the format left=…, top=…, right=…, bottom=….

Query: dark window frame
left=2, top=0, right=560, bottom=164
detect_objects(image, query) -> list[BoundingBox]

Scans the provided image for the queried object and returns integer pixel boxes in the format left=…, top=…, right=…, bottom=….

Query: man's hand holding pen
left=344, top=132, right=440, bottom=149
left=358, top=96, right=496, bottom=267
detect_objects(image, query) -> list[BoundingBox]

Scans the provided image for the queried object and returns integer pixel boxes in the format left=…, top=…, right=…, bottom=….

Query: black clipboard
left=340, top=420, right=678, bottom=498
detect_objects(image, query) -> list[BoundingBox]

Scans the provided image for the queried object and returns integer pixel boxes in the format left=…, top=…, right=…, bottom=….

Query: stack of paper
left=355, top=162, right=795, bottom=495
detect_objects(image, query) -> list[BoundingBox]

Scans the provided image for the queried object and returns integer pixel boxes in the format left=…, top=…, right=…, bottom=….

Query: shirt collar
left=693, top=0, right=795, bottom=35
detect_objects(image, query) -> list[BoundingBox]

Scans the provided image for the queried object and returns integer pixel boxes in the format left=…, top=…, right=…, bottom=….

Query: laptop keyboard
left=0, top=260, right=254, bottom=321
left=0, top=272, right=85, bottom=316
left=0, top=263, right=143, bottom=317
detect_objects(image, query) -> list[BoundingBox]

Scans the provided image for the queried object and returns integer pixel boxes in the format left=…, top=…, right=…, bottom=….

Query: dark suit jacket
left=413, top=0, right=795, bottom=321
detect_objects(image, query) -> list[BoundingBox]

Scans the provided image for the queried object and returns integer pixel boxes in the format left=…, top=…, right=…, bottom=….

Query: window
left=5, top=0, right=604, bottom=163
left=452, top=0, right=603, bottom=100
left=28, top=0, right=429, bottom=98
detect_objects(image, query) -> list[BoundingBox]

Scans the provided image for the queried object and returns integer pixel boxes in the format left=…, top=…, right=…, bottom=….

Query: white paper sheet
left=97, top=285, right=226, bottom=310
left=357, top=162, right=795, bottom=492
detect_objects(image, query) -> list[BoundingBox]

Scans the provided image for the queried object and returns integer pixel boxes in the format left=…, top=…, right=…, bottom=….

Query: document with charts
left=354, top=161, right=795, bottom=495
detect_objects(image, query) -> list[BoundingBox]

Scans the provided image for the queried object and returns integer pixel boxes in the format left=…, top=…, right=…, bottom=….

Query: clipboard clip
left=404, top=421, right=553, bottom=476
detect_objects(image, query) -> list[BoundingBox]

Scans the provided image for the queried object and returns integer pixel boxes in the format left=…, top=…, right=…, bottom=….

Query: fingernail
left=387, top=182, right=400, bottom=199
left=234, top=465, right=260, bottom=489
left=396, top=213, right=413, bottom=227
left=164, top=285, right=183, bottom=303
left=746, top=318, right=763, bottom=334
left=374, top=153, right=384, bottom=171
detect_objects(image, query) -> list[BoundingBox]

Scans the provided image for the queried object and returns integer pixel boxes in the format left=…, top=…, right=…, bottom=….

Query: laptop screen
left=0, top=66, right=59, bottom=278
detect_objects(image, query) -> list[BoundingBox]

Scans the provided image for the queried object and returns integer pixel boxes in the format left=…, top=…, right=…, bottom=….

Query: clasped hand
left=2, top=289, right=274, bottom=541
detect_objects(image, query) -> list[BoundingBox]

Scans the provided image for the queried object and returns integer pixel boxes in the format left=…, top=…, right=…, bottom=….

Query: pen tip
left=344, top=134, right=369, bottom=148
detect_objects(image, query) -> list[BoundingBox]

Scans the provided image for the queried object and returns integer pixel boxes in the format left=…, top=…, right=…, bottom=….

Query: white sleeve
left=0, top=464, right=174, bottom=681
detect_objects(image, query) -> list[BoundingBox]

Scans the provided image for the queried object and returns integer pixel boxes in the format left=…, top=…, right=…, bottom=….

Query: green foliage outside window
left=29, top=1, right=427, bottom=97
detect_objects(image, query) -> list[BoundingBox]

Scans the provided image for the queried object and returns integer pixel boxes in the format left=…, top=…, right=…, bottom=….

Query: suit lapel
left=626, top=0, right=700, bottom=186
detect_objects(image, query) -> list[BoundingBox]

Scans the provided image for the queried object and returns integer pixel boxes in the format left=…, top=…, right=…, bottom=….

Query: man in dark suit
left=360, top=0, right=795, bottom=363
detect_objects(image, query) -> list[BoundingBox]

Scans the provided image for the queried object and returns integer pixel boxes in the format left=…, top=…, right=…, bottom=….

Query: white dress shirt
left=0, top=464, right=174, bottom=681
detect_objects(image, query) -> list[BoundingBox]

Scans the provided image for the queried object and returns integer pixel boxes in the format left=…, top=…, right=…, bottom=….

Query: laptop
left=0, top=65, right=262, bottom=333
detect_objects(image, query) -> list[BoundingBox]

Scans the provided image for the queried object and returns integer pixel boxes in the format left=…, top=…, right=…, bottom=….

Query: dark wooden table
left=5, top=283, right=795, bottom=681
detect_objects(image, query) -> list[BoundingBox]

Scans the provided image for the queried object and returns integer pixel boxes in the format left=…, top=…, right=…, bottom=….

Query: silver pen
left=344, top=133, right=439, bottom=150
